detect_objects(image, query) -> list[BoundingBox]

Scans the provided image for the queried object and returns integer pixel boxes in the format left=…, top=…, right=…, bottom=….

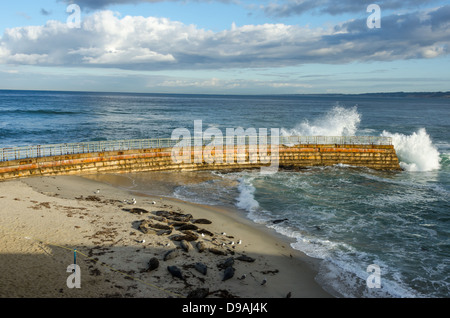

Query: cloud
left=262, top=0, right=442, bottom=17
left=0, top=6, right=449, bottom=71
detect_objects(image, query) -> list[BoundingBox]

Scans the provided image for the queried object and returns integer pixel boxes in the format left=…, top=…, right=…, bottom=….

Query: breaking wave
left=381, top=128, right=441, bottom=172
left=281, top=105, right=361, bottom=137
left=280, top=105, right=441, bottom=172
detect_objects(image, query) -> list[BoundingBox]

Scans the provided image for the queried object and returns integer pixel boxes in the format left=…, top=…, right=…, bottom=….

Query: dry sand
left=0, top=174, right=332, bottom=298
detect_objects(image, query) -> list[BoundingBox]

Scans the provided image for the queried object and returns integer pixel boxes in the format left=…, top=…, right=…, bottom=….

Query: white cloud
left=0, top=6, right=449, bottom=71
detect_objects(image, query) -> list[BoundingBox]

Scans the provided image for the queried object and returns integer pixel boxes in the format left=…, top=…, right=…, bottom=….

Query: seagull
left=230, top=241, right=235, bottom=245
left=165, top=242, right=171, bottom=247
left=238, top=274, right=246, bottom=280
left=261, top=278, right=267, bottom=286
left=95, top=189, right=100, bottom=194
left=139, top=239, right=145, bottom=243
left=237, top=240, right=242, bottom=245
left=152, top=201, right=156, bottom=205
left=221, top=232, right=226, bottom=236
left=201, top=233, right=205, bottom=238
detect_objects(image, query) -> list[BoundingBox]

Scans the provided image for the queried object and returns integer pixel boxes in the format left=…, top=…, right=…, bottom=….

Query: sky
left=0, top=0, right=449, bottom=94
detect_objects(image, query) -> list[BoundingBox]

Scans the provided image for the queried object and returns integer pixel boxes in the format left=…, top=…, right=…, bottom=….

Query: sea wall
left=0, top=144, right=401, bottom=181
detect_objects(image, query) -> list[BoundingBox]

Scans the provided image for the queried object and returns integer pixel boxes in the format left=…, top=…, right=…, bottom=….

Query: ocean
left=1, top=89, right=449, bottom=298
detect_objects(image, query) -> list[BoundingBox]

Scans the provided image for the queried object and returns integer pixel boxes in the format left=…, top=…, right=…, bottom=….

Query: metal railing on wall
left=0, top=135, right=392, bottom=162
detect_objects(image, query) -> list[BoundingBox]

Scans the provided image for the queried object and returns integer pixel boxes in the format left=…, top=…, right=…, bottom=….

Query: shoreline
left=0, top=174, right=332, bottom=298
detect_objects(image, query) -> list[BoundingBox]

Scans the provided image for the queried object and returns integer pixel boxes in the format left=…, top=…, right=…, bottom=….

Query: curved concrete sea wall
left=0, top=142, right=401, bottom=181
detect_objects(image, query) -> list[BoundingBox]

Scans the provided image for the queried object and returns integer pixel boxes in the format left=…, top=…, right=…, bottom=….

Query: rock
left=208, top=248, right=227, bottom=256
left=222, top=266, right=235, bottom=281
left=236, top=255, right=255, bottom=262
left=196, top=241, right=206, bottom=253
left=147, top=257, right=159, bottom=271
left=192, top=218, right=212, bottom=224
left=163, top=248, right=180, bottom=261
left=194, top=262, right=208, bottom=275
left=167, top=266, right=184, bottom=280
left=180, top=240, right=191, bottom=252
left=187, top=288, right=209, bottom=298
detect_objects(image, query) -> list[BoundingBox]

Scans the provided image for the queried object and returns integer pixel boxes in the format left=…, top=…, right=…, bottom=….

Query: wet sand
left=0, top=174, right=332, bottom=298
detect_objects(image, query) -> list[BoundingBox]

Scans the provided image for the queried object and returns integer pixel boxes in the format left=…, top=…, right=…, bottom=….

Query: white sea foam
left=236, top=177, right=260, bottom=214
left=281, top=105, right=361, bottom=137
left=381, top=128, right=441, bottom=172
left=281, top=104, right=441, bottom=172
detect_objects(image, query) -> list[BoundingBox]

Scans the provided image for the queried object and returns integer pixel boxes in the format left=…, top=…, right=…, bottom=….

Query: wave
left=280, top=104, right=442, bottom=172
left=381, top=128, right=441, bottom=172
left=236, top=177, right=260, bottom=214
left=281, top=104, right=361, bottom=137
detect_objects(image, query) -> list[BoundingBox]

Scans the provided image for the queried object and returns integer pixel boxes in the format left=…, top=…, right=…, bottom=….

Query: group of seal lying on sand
left=126, top=207, right=263, bottom=298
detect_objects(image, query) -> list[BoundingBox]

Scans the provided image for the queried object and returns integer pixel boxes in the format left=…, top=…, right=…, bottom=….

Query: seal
left=194, top=262, right=208, bottom=275
left=222, top=266, right=235, bottom=281
left=147, top=257, right=159, bottom=271
left=163, top=248, right=180, bottom=261
left=187, top=288, right=210, bottom=298
left=196, top=241, right=206, bottom=253
left=167, top=265, right=184, bottom=280
left=180, top=239, right=192, bottom=252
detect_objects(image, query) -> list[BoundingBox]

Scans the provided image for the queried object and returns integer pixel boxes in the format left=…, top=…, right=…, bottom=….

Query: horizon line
left=1, top=88, right=449, bottom=97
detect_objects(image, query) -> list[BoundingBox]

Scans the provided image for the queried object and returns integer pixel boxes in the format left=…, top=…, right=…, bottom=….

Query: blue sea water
left=1, top=89, right=449, bottom=297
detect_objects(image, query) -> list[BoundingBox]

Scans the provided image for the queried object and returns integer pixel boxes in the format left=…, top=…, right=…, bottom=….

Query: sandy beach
left=0, top=174, right=332, bottom=298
